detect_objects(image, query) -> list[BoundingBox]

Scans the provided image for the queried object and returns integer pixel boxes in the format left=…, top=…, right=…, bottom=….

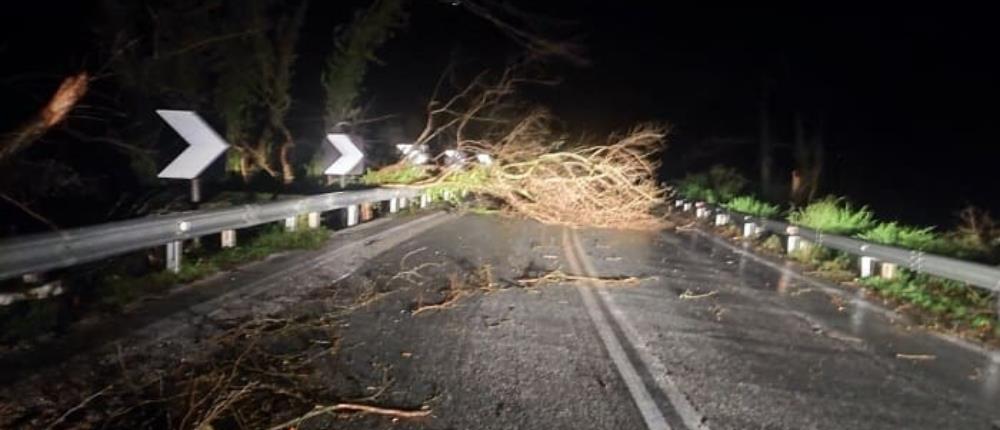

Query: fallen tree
left=366, top=65, right=669, bottom=229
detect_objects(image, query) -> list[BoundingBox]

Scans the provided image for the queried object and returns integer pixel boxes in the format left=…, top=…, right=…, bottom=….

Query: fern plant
left=788, top=197, right=874, bottom=235
left=724, top=196, right=780, bottom=218
left=858, top=222, right=939, bottom=251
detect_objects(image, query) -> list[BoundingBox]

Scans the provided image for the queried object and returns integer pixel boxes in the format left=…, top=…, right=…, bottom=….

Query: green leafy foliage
left=676, top=165, right=748, bottom=204
left=676, top=173, right=711, bottom=201
left=724, top=196, right=780, bottom=218
left=858, top=222, right=939, bottom=251
left=425, top=167, right=491, bottom=204
left=788, top=197, right=874, bottom=235
left=322, top=0, right=407, bottom=129
left=860, top=270, right=997, bottom=336
left=361, top=165, right=430, bottom=185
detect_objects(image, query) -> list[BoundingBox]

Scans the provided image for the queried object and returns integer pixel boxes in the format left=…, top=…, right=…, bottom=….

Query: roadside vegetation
left=723, top=196, right=780, bottom=218
left=676, top=165, right=747, bottom=204
left=675, top=165, right=1000, bottom=342
left=0, top=225, right=331, bottom=344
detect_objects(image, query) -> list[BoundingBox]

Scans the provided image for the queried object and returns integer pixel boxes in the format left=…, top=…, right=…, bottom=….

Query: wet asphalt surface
left=310, top=213, right=1000, bottom=429
left=4, top=212, right=1000, bottom=429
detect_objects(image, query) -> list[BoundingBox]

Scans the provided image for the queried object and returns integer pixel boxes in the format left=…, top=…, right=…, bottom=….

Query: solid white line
left=569, top=230, right=710, bottom=430
left=563, top=229, right=672, bottom=430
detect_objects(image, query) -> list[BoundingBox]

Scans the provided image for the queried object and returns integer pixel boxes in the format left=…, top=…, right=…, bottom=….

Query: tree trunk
left=278, top=126, right=295, bottom=184
left=758, top=77, right=773, bottom=199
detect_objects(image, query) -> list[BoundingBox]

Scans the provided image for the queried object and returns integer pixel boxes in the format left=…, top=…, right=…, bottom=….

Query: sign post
left=156, top=109, right=230, bottom=258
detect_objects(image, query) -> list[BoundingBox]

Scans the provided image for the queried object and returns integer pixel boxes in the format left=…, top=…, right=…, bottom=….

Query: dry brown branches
left=517, top=270, right=643, bottom=288
left=0, top=72, right=88, bottom=164
left=380, top=62, right=669, bottom=229
left=266, top=402, right=431, bottom=430
left=485, top=124, right=667, bottom=229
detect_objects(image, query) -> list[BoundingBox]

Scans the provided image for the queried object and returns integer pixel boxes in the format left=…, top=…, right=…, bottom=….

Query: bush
left=675, top=165, right=747, bottom=204
left=858, top=222, right=939, bottom=251
left=676, top=172, right=711, bottom=201
left=705, top=165, right=748, bottom=204
left=724, top=196, right=780, bottom=218
left=788, top=197, right=874, bottom=235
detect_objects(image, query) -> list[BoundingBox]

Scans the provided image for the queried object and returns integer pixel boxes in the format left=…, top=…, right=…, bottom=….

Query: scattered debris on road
left=679, top=289, right=718, bottom=300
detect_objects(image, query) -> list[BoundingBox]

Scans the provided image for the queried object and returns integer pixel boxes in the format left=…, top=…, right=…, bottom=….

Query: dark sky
left=362, top=2, right=999, bottom=226
left=2, top=2, right=998, bottom=227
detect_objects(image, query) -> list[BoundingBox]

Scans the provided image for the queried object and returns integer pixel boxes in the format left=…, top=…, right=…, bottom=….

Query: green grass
left=96, top=225, right=331, bottom=310
left=857, top=222, right=939, bottom=251
left=724, top=195, right=781, bottom=218
left=759, top=234, right=784, bottom=254
left=859, top=270, right=997, bottom=336
left=788, top=197, right=874, bottom=235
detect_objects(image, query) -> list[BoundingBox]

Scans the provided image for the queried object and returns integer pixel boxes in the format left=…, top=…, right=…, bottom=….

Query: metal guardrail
left=0, top=187, right=422, bottom=281
left=677, top=199, right=1000, bottom=294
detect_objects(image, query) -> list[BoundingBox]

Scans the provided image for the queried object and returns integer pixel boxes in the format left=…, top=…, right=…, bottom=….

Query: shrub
left=705, top=165, right=748, bottom=204
left=858, top=222, right=939, bottom=251
left=675, top=165, right=747, bottom=204
left=676, top=172, right=711, bottom=201
left=724, top=196, right=780, bottom=218
left=788, top=197, right=874, bottom=235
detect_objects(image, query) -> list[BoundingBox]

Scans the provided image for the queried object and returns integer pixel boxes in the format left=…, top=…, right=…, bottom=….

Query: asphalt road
left=3, top=212, right=999, bottom=429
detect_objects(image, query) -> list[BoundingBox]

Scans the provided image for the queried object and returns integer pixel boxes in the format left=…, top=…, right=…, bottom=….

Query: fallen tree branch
left=44, top=385, right=113, bottom=430
left=0, top=192, right=59, bottom=231
left=412, top=289, right=464, bottom=316
left=266, top=402, right=431, bottom=430
left=679, top=290, right=717, bottom=300
left=517, top=270, right=642, bottom=287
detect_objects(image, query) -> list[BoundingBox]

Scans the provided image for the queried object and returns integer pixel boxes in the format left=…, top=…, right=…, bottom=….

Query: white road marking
left=568, top=229, right=710, bottom=430
left=562, top=229, right=672, bottom=430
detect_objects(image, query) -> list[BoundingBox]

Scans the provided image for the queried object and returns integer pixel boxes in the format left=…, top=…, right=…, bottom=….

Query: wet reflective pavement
left=4, top=213, right=998, bottom=429
left=573, top=224, right=1000, bottom=428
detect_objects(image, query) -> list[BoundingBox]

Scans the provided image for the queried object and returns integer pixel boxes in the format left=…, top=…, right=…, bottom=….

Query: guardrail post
left=675, top=199, right=684, bottom=208
left=880, top=262, right=898, bottom=280
left=715, top=212, right=730, bottom=226
left=420, top=193, right=429, bottom=208
left=786, top=226, right=801, bottom=255
left=284, top=217, right=297, bottom=232
left=361, top=202, right=373, bottom=222
left=400, top=197, right=409, bottom=209
left=859, top=256, right=876, bottom=278
left=166, top=241, right=182, bottom=274
left=346, top=205, right=359, bottom=226
left=22, top=272, right=44, bottom=284
left=683, top=202, right=692, bottom=212
left=742, top=222, right=757, bottom=238
left=443, top=190, right=452, bottom=201
left=221, top=229, right=236, bottom=248
left=389, top=198, right=399, bottom=213
left=307, top=212, right=321, bottom=229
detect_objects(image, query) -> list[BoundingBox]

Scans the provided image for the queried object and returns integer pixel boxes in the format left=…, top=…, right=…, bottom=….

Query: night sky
left=3, top=2, right=998, bottom=227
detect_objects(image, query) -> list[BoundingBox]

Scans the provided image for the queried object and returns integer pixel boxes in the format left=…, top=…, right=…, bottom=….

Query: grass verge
left=96, top=225, right=331, bottom=310
left=0, top=225, right=332, bottom=345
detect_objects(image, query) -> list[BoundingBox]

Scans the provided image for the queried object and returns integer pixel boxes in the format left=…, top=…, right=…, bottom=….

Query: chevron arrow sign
left=324, top=133, right=364, bottom=175
left=156, top=110, right=230, bottom=179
